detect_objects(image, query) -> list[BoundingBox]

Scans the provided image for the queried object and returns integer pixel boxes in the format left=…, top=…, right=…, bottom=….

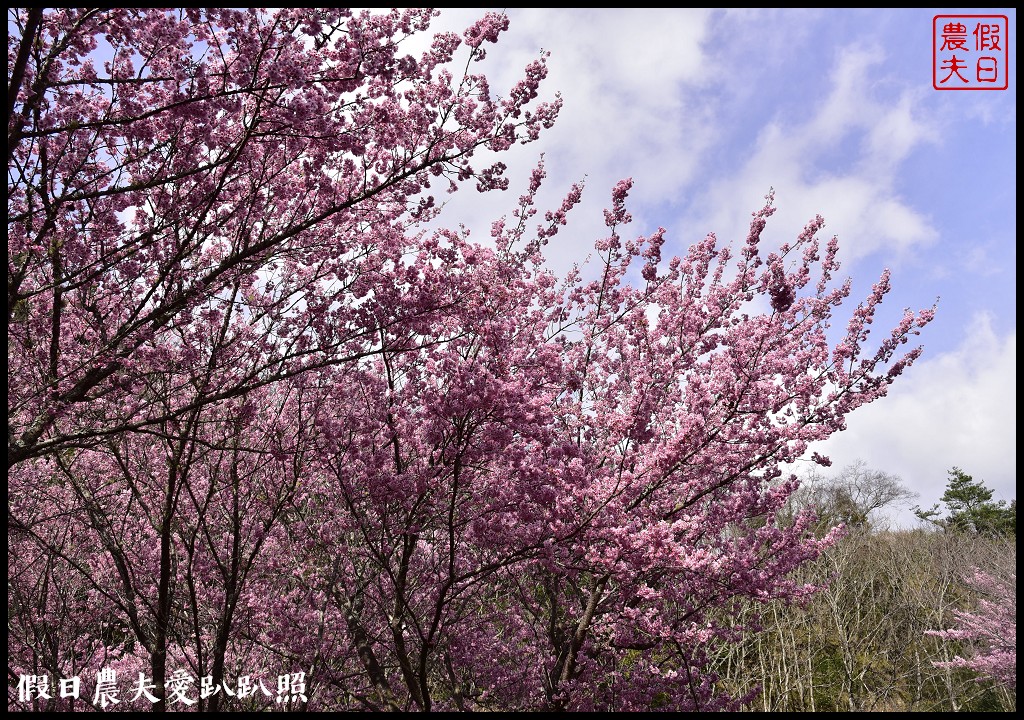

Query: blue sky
left=428, top=8, right=1016, bottom=524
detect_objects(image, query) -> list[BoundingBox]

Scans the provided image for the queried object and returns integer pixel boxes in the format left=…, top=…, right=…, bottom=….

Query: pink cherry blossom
left=9, top=8, right=935, bottom=712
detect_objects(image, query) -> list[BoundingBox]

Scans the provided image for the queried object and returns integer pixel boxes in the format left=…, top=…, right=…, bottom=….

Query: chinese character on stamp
left=933, top=15, right=1009, bottom=90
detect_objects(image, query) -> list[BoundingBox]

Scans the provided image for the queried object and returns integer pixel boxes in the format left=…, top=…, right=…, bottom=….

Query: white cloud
left=420, top=9, right=719, bottom=274
left=493, top=7, right=715, bottom=196
left=685, top=41, right=939, bottom=266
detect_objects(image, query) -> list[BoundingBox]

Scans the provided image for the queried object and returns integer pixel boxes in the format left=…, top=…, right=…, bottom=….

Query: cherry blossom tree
left=9, top=7, right=936, bottom=712
left=8, top=6, right=557, bottom=709
left=8, top=7, right=557, bottom=469
left=929, top=571, right=1016, bottom=690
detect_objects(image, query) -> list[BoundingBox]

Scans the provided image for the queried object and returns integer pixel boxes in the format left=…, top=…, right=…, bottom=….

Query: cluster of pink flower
left=8, top=8, right=935, bottom=711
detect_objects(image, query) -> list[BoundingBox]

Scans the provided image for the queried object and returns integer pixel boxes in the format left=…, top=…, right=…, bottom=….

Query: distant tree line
left=709, top=463, right=1016, bottom=712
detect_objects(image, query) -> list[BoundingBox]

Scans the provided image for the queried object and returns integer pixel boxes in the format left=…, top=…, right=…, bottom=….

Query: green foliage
left=915, top=468, right=1016, bottom=536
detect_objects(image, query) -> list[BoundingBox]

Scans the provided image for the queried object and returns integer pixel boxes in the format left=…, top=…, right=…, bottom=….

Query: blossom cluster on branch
left=929, top=571, right=1016, bottom=690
